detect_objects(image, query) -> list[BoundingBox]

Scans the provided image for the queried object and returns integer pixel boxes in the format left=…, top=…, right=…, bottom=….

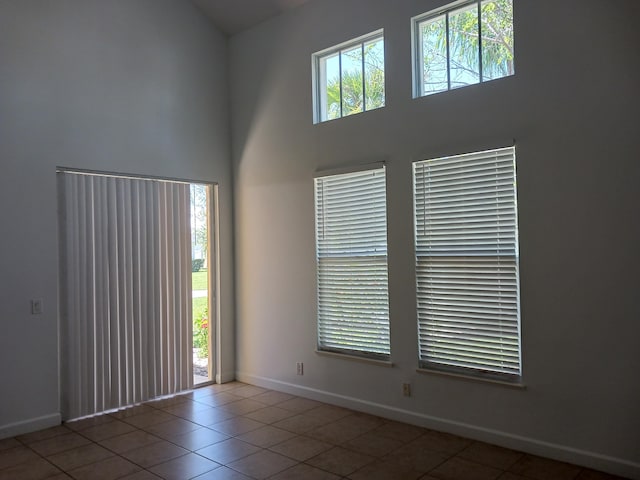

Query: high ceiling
left=192, top=0, right=310, bottom=36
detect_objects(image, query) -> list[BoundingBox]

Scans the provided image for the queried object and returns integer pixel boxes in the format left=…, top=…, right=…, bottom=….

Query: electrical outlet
left=402, top=382, right=411, bottom=397
left=296, top=362, right=304, bottom=375
left=31, top=298, right=43, bottom=315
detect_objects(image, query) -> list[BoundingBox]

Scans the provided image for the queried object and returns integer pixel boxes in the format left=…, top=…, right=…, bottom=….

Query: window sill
left=416, top=368, right=526, bottom=390
left=315, top=350, right=394, bottom=368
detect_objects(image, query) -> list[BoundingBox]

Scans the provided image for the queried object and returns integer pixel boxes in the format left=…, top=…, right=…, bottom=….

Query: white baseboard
left=237, top=372, right=640, bottom=480
left=0, top=413, right=61, bottom=440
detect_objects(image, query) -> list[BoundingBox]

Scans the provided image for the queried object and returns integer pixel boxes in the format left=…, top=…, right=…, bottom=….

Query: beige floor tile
left=197, top=392, right=243, bottom=408
left=306, top=446, right=375, bottom=476
left=232, top=385, right=270, bottom=398
left=16, top=425, right=70, bottom=444
left=99, top=430, right=163, bottom=454
left=575, top=469, right=629, bottom=480
left=343, top=431, right=404, bottom=457
left=272, top=413, right=327, bottom=434
left=251, top=391, right=295, bottom=406
left=149, top=452, right=220, bottom=479
left=118, top=471, right=163, bottom=480
left=497, top=473, right=529, bottom=480
left=269, top=435, right=332, bottom=461
left=182, top=406, right=238, bottom=426
left=236, top=425, right=297, bottom=448
left=168, top=426, right=229, bottom=451
left=146, top=395, right=191, bottom=409
left=428, top=457, right=502, bottom=480
left=219, top=398, right=267, bottom=416
left=0, top=438, right=20, bottom=451
left=383, top=440, right=449, bottom=473
left=188, top=386, right=223, bottom=399
left=509, top=454, right=582, bottom=480
left=458, top=442, right=523, bottom=470
left=245, top=406, right=295, bottom=424
left=0, top=445, right=40, bottom=469
left=227, top=449, right=298, bottom=479
left=121, top=410, right=177, bottom=428
left=212, top=382, right=246, bottom=392
left=307, top=419, right=373, bottom=444
left=305, top=405, right=353, bottom=423
left=348, top=459, right=424, bottom=480
left=194, top=465, right=253, bottom=479
left=0, top=384, right=626, bottom=480
left=196, top=438, right=261, bottom=464
left=209, top=416, right=265, bottom=436
left=330, top=413, right=385, bottom=435
left=0, top=457, right=62, bottom=480
left=64, top=413, right=115, bottom=431
left=46, top=442, right=114, bottom=470
left=371, top=421, right=425, bottom=443
left=411, top=430, right=471, bottom=456
left=190, top=384, right=241, bottom=400
left=29, top=432, right=91, bottom=456
left=121, top=440, right=189, bottom=468
left=277, top=397, right=323, bottom=413
left=81, top=418, right=138, bottom=441
left=143, top=417, right=201, bottom=439
left=67, top=455, right=141, bottom=480
left=109, top=404, right=156, bottom=420
left=270, top=462, right=341, bottom=480
left=162, top=400, right=213, bottom=418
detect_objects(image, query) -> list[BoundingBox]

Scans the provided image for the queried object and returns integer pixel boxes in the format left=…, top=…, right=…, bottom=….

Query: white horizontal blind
left=315, top=167, right=390, bottom=358
left=413, top=147, right=521, bottom=379
left=59, top=172, right=193, bottom=420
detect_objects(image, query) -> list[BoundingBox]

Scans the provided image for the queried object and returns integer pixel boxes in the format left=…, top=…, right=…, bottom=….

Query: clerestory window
left=412, top=0, right=514, bottom=97
left=313, top=30, right=385, bottom=123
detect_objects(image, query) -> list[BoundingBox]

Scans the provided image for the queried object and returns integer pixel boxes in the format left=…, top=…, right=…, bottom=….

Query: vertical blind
left=59, top=171, right=193, bottom=420
left=314, top=167, right=390, bottom=359
left=413, top=147, right=521, bottom=379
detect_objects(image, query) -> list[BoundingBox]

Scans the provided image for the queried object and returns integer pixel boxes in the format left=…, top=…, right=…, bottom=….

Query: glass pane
left=341, top=46, right=364, bottom=116
left=319, top=53, right=340, bottom=121
left=191, top=183, right=210, bottom=386
left=481, top=0, right=514, bottom=80
left=364, top=37, right=385, bottom=111
left=420, top=15, right=448, bottom=95
left=448, top=4, right=480, bottom=88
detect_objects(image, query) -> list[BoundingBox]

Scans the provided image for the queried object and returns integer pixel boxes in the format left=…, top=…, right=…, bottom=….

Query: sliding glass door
left=58, top=170, right=217, bottom=419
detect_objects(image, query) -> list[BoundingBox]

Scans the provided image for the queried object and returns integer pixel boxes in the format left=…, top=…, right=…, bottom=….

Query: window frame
left=312, top=29, right=385, bottom=124
left=314, top=164, right=391, bottom=361
left=412, top=146, right=522, bottom=383
left=411, top=0, right=514, bottom=98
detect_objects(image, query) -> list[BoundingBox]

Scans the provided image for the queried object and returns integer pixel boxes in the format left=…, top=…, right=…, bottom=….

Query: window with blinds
left=314, top=166, right=390, bottom=359
left=413, top=146, right=521, bottom=381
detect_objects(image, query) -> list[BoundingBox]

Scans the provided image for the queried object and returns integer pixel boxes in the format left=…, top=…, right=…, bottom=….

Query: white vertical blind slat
left=59, top=172, right=193, bottom=421
left=314, top=167, right=390, bottom=358
left=413, top=147, right=522, bottom=379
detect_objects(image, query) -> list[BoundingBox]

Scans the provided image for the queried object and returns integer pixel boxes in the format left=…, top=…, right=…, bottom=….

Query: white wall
left=0, top=0, right=234, bottom=436
left=230, top=0, right=640, bottom=477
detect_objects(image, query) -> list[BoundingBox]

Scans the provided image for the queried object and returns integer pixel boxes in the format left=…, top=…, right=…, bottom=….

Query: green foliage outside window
left=420, top=0, right=514, bottom=93
left=193, top=305, right=208, bottom=358
left=324, top=37, right=385, bottom=120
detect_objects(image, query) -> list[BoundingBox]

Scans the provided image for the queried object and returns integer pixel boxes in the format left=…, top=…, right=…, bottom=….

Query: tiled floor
left=0, top=382, right=629, bottom=480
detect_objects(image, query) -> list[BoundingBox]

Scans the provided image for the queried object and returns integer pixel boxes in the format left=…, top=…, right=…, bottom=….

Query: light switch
left=31, top=298, right=43, bottom=315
